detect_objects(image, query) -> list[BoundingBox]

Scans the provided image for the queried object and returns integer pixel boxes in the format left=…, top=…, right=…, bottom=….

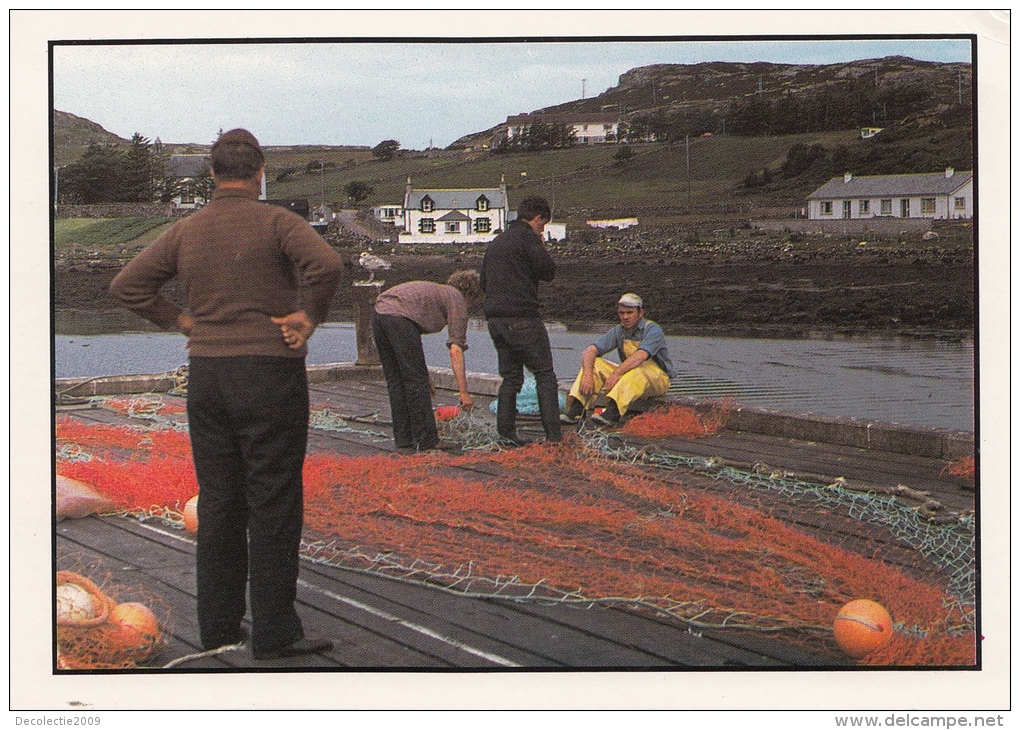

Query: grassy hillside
left=52, top=111, right=132, bottom=167
left=263, top=130, right=859, bottom=218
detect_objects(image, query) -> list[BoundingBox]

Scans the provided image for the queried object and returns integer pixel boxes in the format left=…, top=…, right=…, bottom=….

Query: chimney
left=843, top=172, right=853, bottom=183
left=945, top=167, right=954, bottom=178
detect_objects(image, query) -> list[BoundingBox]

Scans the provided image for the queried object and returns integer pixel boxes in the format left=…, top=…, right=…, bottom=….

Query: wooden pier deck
left=54, top=369, right=975, bottom=672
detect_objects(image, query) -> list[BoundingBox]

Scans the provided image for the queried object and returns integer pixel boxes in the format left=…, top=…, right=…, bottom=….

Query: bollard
left=353, top=280, right=383, bottom=366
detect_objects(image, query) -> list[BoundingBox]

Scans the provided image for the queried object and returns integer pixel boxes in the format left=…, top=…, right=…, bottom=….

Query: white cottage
left=506, top=112, right=621, bottom=145
left=398, top=177, right=509, bottom=244
left=165, top=154, right=211, bottom=209
left=372, top=204, right=404, bottom=228
left=807, top=169, right=973, bottom=221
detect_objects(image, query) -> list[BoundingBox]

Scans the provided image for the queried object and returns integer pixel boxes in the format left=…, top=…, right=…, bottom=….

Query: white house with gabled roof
left=807, top=168, right=973, bottom=221
left=398, top=177, right=509, bottom=244
left=506, top=112, right=621, bottom=145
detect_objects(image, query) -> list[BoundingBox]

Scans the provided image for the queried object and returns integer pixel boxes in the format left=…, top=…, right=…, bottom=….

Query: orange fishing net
left=55, top=413, right=976, bottom=667
left=621, top=401, right=733, bottom=439
left=941, top=455, right=976, bottom=481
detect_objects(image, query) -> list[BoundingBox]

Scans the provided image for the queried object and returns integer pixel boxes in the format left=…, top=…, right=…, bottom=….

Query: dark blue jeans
left=186, top=356, right=309, bottom=655
left=372, top=311, right=439, bottom=450
left=487, top=317, right=562, bottom=442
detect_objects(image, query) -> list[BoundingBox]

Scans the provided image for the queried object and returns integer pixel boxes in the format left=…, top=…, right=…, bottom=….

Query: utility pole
left=582, top=78, right=587, bottom=99
left=685, top=134, right=691, bottom=209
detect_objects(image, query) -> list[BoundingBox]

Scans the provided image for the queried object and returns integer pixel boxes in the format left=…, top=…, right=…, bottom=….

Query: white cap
left=618, top=293, right=643, bottom=308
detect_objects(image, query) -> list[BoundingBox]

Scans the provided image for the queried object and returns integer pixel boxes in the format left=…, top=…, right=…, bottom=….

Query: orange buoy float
left=833, top=599, right=894, bottom=658
left=107, top=602, right=161, bottom=659
left=182, top=495, right=199, bottom=534
left=435, top=405, right=461, bottom=421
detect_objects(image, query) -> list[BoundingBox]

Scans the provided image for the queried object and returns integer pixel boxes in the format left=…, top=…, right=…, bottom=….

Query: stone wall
left=56, top=203, right=180, bottom=219
left=751, top=217, right=933, bottom=236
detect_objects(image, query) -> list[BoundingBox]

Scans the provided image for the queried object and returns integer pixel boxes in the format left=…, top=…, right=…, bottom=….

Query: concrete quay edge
left=55, top=363, right=973, bottom=461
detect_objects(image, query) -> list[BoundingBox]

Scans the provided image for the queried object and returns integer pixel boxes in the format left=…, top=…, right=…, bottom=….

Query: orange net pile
left=941, top=455, right=976, bottom=482
left=56, top=417, right=198, bottom=525
left=621, top=402, right=733, bottom=439
left=55, top=413, right=976, bottom=666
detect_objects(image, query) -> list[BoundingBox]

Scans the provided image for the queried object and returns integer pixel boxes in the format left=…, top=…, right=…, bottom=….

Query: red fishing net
left=55, top=413, right=976, bottom=666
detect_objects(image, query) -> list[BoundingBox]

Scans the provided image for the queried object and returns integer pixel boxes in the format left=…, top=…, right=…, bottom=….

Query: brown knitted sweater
left=109, top=187, right=345, bottom=358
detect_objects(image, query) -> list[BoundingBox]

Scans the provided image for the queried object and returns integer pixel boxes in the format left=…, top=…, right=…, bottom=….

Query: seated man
left=561, top=293, right=677, bottom=427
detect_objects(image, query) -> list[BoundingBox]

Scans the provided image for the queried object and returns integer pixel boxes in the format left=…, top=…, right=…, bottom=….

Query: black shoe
left=500, top=435, right=536, bottom=448
left=562, top=396, right=584, bottom=422
left=203, top=626, right=248, bottom=651
left=590, top=400, right=621, bottom=427
left=253, top=636, right=333, bottom=660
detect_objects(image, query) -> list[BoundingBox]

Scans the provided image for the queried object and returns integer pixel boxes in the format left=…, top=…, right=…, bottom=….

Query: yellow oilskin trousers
left=568, top=340, right=671, bottom=416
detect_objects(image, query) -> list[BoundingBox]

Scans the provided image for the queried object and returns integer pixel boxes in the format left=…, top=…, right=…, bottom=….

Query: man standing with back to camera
left=110, top=128, right=344, bottom=660
left=480, top=196, right=562, bottom=446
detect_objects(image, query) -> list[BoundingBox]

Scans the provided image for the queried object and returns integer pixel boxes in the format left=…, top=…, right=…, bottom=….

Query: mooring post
left=353, top=280, right=382, bottom=366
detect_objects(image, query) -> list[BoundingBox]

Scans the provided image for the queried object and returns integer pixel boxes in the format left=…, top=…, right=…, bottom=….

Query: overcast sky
left=52, top=37, right=972, bottom=151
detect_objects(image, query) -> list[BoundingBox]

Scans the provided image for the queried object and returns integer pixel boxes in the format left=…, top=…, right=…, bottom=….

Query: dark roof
left=438, top=210, right=470, bottom=222
left=166, top=154, right=209, bottom=178
left=808, top=171, right=973, bottom=199
left=406, top=188, right=505, bottom=210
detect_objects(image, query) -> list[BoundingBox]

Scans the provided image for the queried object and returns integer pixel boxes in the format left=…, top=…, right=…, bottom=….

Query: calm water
left=54, top=314, right=975, bottom=432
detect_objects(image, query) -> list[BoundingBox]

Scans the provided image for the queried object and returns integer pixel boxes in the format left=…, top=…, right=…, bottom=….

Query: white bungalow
left=506, top=112, right=621, bottom=145
left=372, top=204, right=404, bottom=228
left=398, top=177, right=509, bottom=244
left=807, top=169, right=973, bottom=221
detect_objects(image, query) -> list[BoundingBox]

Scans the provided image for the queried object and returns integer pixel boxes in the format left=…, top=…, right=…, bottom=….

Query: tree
left=122, top=133, right=155, bottom=202
left=613, top=146, right=635, bottom=164
left=60, top=141, right=125, bottom=204
left=344, top=181, right=374, bottom=204
left=151, top=137, right=176, bottom=204
left=371, top=140, right=401, bottom=161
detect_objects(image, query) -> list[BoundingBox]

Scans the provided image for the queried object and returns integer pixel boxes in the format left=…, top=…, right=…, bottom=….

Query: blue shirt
left=592, top=317, right=677, bottom=379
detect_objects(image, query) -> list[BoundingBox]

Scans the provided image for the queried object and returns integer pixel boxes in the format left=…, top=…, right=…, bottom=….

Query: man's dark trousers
left=487, top=317, right=562, bottom=442
left=187, top=355, right=309, bottom=655
left=372, top=311, right=439, bottom=450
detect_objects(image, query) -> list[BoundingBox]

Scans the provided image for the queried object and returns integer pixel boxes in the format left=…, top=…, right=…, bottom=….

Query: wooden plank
left=493, top=599, right=793, bottom=667
left=70, top=517, right=467, bottom=668
left=296, top=567, right=548, bottom=668
left=303, top=561, right=703, bottom=668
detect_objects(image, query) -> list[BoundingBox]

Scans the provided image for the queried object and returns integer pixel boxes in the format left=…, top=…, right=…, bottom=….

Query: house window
left=921, top=198, right=935, bottom=215
left=859, top=199, right=870, bottom=215
left=842, top=201, right=852, bottom=219
left=954, top=197, right=966, bottom=212
left=880, top=199, right=892, bottom=216
left=445, top=222, right=460, bottom=234
left=476, top=196, right=489, bottom=212
left=900, top=199, right=910, bottom=217
left=421, top=196, right=434, bottom=213
left=820, top=201, right=833, bottom=216
left=419, top=218, right=435, bottom=234
left=474, top=218, right=491, bottom=233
